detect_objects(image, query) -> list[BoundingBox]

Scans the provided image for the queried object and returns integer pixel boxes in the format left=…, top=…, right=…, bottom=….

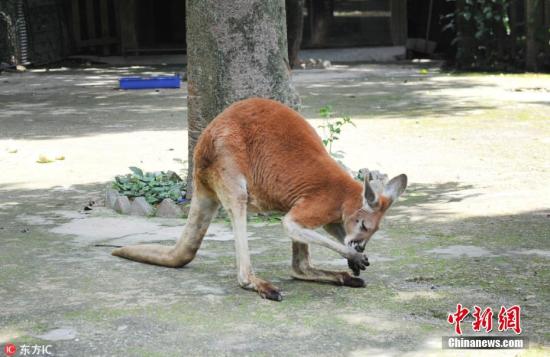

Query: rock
left=156, top=198, right=183, bottom=218
left=35, top=328, right=76, bottom=341
left=113, top=196, right=132, bottom=214
left=130, top=197, right=154, bottom=216
left=358, top=168, right=388, bottom=193
left=165, top=170, right=182, bottom=182
left=105, top=189, right=119, bottom=209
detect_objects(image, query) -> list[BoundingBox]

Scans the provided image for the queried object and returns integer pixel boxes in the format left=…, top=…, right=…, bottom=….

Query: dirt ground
left=0, top=63, right=549, bottom=356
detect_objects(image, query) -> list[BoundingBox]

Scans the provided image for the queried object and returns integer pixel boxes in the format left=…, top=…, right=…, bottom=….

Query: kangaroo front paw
left=347, top=252, right=370, bottom=276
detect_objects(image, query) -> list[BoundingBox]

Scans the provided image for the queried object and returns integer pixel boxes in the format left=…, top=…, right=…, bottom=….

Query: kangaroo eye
left=360, top=221, right=369, bottom=232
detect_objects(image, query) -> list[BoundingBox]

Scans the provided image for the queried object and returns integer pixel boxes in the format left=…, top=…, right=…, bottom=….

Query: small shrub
left=318, top=105, right=355, bottom=155
left=113, top=167, right=186, bottom=205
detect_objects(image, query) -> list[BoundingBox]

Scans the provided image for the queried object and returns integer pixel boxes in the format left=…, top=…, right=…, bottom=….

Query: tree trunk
left=525, top=0, right=542, bottom=71
left=390, top=0, right=407, bottom=46
left=455, top=0, right=475, bottom=68
left=118, top=0, right=138, bottom=54
left=309, top=0, right=333, bottom=47
left=544, top=0, right=550, bottom=65
left=509, top=0, right=518, bottom=60
left=286, top=0, right=304, bottom=68
left=185, top=0, right=300, bottom=198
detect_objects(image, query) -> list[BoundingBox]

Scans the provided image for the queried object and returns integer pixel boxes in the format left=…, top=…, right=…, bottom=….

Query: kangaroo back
left=194, top=98, right=360, bottom=213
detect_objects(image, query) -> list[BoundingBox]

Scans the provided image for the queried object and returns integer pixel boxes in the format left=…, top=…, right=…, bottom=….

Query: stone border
left=105, top=188, right=190, bottom=218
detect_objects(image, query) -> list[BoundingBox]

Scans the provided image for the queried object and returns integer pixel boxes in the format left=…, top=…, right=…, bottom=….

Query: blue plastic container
left=119, top=74, right=181, bottom=89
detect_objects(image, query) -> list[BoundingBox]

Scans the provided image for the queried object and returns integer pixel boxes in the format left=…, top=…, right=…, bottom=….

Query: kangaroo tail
left=112, top=189, right=219, bottom=268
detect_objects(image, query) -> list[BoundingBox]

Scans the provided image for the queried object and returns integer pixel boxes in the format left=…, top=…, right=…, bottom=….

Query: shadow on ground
left=0, top=66, right=188, bottom=140
left=0, top=63, right=518, bottom=140
left=1, top=179, right=548, bottom=355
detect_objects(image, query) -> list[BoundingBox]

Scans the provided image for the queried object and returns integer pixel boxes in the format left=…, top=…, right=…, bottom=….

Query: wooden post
left=70, top=0, right=82, bottom=49
left=390, top=0, right=407, bottom=46
left=509, top=0, right=518, bottom=55
left=286, top=0, right=305, bottom=68
left=455, top=0, right=474, bottom=67
left=545, top=0, right=550, bottom=60
left=118, top=0, right=138, bottom=54
left=85, top=0, right=95, bottom=39
left=309, top=0, right=332, bottom=47
left=100, top=0, right=110, bottom=55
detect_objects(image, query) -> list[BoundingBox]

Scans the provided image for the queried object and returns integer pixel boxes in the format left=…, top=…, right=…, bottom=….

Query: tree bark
left=525, top=0, right=542, bottom=71
left=286, top=0, right=304, bottom=68
left=544, top=0, right=550, bottom=65
left=118, top=0, right=138, bottom=54
left=390, top=0, right=407, bottom=46
left=185, top=0, right=300, bottom=197
left=309, top=0, right=333, bottom=47
left=455, top=0, right=475, bottom=68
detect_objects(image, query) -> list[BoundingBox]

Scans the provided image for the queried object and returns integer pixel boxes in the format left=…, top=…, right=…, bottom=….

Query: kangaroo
left=112, top=98, right=407, bottom=301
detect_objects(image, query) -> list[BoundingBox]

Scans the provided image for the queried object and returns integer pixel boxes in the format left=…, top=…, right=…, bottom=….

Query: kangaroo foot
left=340, top=272, right=366, bottom=288
left=241, top=276, right=283, bottom=302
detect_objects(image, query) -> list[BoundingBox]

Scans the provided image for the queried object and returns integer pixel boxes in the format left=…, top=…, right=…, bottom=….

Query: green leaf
left=129, top=166, right=144, bottom=177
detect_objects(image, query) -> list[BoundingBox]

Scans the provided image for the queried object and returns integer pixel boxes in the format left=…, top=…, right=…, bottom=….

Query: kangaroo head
left=343, top=173, right=407, bottom=252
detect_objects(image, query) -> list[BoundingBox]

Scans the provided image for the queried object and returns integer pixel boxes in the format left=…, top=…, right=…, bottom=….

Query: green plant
left=113, top=167, right=186, bottom=205
left=318, top=105, right=355, bottom=155
left=444, top=0, right=517, bottom=70
left=250, top=213, right=283, bottom=224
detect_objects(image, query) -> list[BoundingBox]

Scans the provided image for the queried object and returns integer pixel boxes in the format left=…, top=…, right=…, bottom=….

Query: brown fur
left=195, top=98, right=364, bottom=224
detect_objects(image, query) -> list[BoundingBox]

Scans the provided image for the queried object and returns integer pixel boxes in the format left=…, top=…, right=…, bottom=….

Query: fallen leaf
left=37, top=155, right=54, bottom=164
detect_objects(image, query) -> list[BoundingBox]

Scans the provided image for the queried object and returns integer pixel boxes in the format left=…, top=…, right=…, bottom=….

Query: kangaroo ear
left=363, top=173, right=378, bottom=207
left=383, top=174, right=408, bottom=203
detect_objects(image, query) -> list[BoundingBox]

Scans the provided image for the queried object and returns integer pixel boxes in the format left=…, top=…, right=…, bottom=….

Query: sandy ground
left=0, top=63, right=549, bottom=356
